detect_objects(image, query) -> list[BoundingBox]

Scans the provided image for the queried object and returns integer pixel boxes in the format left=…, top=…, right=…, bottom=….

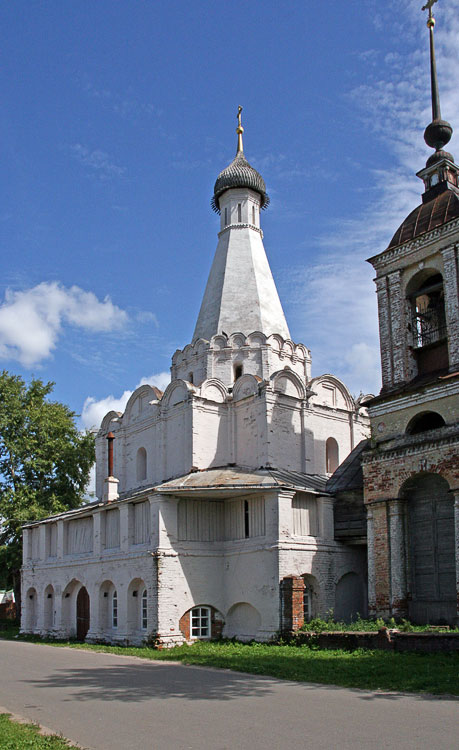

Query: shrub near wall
left=286, top=629, right=459, bottom=653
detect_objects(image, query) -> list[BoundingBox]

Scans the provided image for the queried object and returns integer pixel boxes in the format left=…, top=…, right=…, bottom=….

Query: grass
left=0, top=713, right=79, bottom=749
left=299, top=615, right=459, bottom=633
left=2, top=622, right=458, bottom=696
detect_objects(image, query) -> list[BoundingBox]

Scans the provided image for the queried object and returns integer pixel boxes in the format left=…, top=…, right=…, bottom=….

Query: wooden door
left=76, top=587, right=90, bottom=641
left=407, top=475, right=455, bottom=624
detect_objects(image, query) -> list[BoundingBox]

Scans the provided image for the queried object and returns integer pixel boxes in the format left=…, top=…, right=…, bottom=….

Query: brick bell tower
left=362, top=1, right=459, bottom=625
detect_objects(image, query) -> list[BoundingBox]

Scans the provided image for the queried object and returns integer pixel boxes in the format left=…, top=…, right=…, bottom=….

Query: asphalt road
left=0, top=640, right=457, bottom=750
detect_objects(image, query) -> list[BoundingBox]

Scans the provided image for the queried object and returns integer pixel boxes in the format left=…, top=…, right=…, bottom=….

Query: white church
left=21, top=114, right=371, bottom=645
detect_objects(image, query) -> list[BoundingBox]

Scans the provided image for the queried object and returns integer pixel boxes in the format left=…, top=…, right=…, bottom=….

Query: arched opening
left=61, top=579, right=82, bottom=637
left=326, top=437, right=339, bottom=474
left=301, top=574, right=319, bottom=622
left=99, top=580, right=117, bottom=634
left=407, top=272, right=448, bottom=376
left=406, top=411, right=446, bottom=435
left=25, top=587, right=37, bottom=631
left=44, top=585, right=55, bottom=631
left=335, top=572, right=366, bottom=623
left=136, top=447, right=147, bottom=482
left=127, top=578, right=147, bottom=636
left=224, top=602, right=261, bottom=641
left=76, top=586, right=90, bottom=641
left=400, top=473, right=455, bottom=624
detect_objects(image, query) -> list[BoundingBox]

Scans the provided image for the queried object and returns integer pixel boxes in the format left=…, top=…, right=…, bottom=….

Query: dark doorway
left=403, top=474, right=456, bottom=624
left=76, top=587, right=90, bottom=641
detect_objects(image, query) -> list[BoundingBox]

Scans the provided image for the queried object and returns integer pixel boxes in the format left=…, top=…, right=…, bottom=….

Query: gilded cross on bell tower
left=236, top=105, right=244, bottom=154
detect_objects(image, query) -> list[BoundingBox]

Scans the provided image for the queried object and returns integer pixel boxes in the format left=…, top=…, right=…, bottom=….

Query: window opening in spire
left=224, top=207, right=228, bottom=225
left=252, top=205, right=255, bottom=224
left=237, top=203, right=242, bottom=222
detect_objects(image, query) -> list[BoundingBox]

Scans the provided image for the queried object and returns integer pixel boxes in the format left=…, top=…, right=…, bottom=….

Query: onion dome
left=211, top=107, right=269, bottom=213
left=388, top=190, right=459, bottom=248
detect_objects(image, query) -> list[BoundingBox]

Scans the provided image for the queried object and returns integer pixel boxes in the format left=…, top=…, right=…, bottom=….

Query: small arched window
left=112, top=591, right=118, bottom=628
left=252, top=205, right=256, bottom=224
left=326, top=437, right=339, bottom=474
left=234, top=363, right=243, bottom=381
left=141, top=589, right=148, bottom=630
left=406, top=411, right=445, bottom=435
left=303, top=586, right=312, bottom=622
left=190, top=606, right=210, bottom=639
left=237, top=203, right=242, bottom=222
left=136, top=447, right=147, bottom=482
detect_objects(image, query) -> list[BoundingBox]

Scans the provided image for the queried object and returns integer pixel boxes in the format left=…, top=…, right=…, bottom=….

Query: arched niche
left=326, top=437, right=339, bottom=474
left=210, top=334, right=228, bottom=350
left=229, top=332, right=247, bottom=349
left=224, top=602, right=261, bottom=640
left=127, top=578, right=148, bottom=634
left=406, top=411, right=446, bottom=435
left=400, top=473, right=455, bottom=624
left=44, top=584, right=55, bottom=631
left=335, top=572, right=366, bottom=623
left=136, top=447, right=147, bottom=482
left=247, top=331, right=266, bottom=347
left=25, top=587, right=38, bottom=631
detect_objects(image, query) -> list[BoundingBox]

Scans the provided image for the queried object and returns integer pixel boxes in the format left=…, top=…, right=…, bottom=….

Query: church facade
left=20, top=117, right=370, bottom=645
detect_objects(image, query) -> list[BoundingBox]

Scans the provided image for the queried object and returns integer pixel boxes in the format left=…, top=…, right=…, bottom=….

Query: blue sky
left=1, top=0, right=459, bottom=430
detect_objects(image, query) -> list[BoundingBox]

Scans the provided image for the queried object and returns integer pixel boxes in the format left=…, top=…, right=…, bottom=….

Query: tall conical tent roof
left=193, top=109, right=290, bottom=343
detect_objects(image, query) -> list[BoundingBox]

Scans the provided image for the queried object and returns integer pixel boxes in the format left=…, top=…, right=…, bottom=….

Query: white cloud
left=81, top=371, right=171, bottom=430
left=70, top=144, right=126, bottom=179
left=0, top=282, right=128, bottom=367
left=287, top=0, right=459, bottom=397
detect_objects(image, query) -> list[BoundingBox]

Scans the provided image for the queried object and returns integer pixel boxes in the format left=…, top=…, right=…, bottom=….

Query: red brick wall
left=281, top=575, right=305, bottom=633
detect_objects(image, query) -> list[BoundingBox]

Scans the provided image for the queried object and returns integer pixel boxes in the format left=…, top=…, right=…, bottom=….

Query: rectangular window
left=225, top=497, right=265, bottom=540
left=30, top=527, right=40, bottom=560
left=112, top=592, right=118, bottom=628
left=105, top=509, right=120, bottom=549
left=133, top=501, right=150, bottom=545
left=141, top=590, right=148, bottom=630
left=252, top=205, right=255, bottom=224
left=178, top=500, right=224, bottom=541
left=47, top=523, right=57, bottom=558
left=292, top=494, right=318, bottom=536
left=191, top=606, right=210, bottom=638
left=237, top=203, right=242, bottom=222
left=66, top=517, right=93, bottom=554
left=224, top=207, right=228, bottom=225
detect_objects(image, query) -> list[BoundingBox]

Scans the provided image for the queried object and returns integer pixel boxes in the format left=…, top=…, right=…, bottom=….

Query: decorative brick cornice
left=362, top=432, right=459, bottom=464
left=367, top=221, right=459, bottom=271
left=218, top=223, right=263, bottom=239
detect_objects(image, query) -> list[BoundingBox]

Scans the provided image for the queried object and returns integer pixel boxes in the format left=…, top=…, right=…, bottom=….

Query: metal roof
left=326, top=440, right=369, bottom=494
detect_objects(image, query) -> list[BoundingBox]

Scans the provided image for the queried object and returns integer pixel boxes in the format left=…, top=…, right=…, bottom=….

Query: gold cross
left=237, top=105, right=243, bottom=129
left=422, top=0, right=438, bottom=19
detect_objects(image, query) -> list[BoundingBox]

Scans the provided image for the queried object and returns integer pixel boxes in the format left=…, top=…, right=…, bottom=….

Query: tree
left=0, top=371, right=95, bottom=614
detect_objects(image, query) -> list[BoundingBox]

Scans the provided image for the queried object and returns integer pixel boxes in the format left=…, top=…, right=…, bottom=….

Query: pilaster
left=388, top=499, right=408, bottom=618
left=120, top=504, right=130, bottom=553
left=454, top=493, right=459, bottom=622
left=56, top=520, right=64, bottom=559
left=442, top=244, right=459, bottom=370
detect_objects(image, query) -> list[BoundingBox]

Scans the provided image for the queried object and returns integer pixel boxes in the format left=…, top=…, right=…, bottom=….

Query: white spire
left=194, top=114, right=290, bottom=342
left=193, top=188, right=290, bottom=342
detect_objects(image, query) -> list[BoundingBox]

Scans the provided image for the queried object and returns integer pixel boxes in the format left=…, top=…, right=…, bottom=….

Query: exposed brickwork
left=280, top=575, right=305, bottom=633
left=178, top=605, right=223, bottom=642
